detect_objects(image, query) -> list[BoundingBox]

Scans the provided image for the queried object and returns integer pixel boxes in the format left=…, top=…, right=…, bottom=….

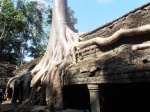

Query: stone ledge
left=64, top=72, right=150, bottom=85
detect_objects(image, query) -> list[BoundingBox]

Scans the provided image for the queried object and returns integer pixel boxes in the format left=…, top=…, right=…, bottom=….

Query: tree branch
left=0, top=20, right=7, bottom=40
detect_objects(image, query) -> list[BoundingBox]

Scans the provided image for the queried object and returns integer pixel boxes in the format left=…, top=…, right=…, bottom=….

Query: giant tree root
left=75, top=24, right=150, bottom=50
left=132, top=43, right=150, bottom=51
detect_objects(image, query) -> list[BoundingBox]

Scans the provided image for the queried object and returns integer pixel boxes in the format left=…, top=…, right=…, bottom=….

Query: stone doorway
left=63, top=84, right=91, bottom=111
left=99, top=83, right=150, bottom=112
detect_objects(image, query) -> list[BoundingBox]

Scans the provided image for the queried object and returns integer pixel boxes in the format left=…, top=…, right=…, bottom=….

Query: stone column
left=87, top=84, right=100, bottom=112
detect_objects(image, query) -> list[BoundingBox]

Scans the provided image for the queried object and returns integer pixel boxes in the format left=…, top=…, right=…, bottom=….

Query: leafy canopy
left=0, top=0, right=77, bottom=66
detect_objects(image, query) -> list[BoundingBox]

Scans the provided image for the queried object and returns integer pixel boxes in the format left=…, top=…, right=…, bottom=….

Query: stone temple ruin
left=0, top=62, right=16, bottom=90
left=1, top=2, right=150, bottom=112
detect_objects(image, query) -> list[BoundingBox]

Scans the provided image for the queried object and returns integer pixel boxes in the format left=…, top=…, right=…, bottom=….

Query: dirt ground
left=0, top=101, right=87, bottom=112
left=0, top=101, right=17, bottom=112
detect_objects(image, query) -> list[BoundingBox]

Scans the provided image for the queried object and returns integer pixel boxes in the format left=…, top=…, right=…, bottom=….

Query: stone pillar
left=87, top=84, right=100, bottom=112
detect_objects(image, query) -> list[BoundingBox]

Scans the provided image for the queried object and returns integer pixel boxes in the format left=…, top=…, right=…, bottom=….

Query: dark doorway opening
left=63, top=84, right=91, bottom=111
left=99, top=83, right=150, bottom=112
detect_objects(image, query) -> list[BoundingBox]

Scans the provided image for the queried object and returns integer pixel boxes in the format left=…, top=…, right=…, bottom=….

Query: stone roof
left=0, top=62, right=16, bottom=78
left=13, top=57, right=41, bottom=75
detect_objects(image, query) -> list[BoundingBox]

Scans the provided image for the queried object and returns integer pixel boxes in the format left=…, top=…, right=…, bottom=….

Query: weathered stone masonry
left=0, top=62, right=16, bottom=87
left=64, top=2, right=150, bottom=112
left=65, top=2, right=150, bottom=85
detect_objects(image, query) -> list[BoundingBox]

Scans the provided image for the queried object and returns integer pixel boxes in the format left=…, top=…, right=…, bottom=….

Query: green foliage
left=0, top=0, right=77, bottom=65
left=68, top=7, right=77, bottom=26
left=0, top=0, right=24, bottom=64
left=47, top=6, right=78, bottom=30
left=0, top=0, right=51, bottom=65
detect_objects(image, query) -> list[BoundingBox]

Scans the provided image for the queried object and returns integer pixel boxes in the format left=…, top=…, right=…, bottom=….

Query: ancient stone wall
left=0, top=57, right=40, bottom=87
left=0, top=62, right=16, bottom=87
left=65, top=3, right=150, bottom=85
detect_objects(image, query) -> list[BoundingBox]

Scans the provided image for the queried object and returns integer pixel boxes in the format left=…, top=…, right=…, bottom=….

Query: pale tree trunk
left=30, top=0, right=78, bottom=110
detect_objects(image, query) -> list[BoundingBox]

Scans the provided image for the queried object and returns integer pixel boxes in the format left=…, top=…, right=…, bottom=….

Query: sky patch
left=97, top=0, right=113, bottom=3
